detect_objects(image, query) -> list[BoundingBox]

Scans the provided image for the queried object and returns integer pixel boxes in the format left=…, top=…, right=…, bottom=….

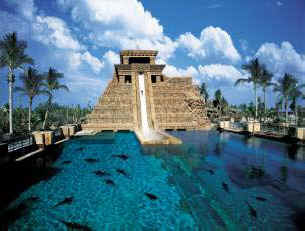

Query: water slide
left=135, top=74, right=182, bottom=144
left=138, top=74, right=150, bottom=135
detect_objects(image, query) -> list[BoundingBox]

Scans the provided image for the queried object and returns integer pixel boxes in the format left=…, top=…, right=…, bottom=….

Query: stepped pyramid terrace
left=82, top=50, right=210, bottom=135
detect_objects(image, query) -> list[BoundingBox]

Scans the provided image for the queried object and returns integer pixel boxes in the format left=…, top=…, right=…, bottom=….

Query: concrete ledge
left=297, top=128, right=305, bottom=140
left=32, top=131, right=45, bottom=148
left=247, top=122, right=261, bottom=133
left=74, top=130, right=98, bottom=136
left=135, top=130, right=182, bottom=145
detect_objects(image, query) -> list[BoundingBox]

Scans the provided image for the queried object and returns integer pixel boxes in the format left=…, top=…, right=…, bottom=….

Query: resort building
left=82, top=50, right=209, bottom=132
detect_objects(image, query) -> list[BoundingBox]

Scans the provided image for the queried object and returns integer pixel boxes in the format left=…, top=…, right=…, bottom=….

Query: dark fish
left=145, top=193, right=158, bottom=200
left=112, top=154, right=129, bottom=160
left=246, top=202, right=257, bottom=218
left=84, top=158, right=99, bottom=163
left=76, top=147, right=84, bottom=152
left=53, top=197, right=73, bottom=208
left=59, top=220, right=92, bottom=231
left=104, top=179, right=115, bottom=186
left=27, top=196, right=39, bottom=202
left=255, top=196, right=267, bottom=202
left=94, top=170, right=110, bottom=177
left=207, top=169, right=215, bottom=175
left=222, top=182, right=229, bottom=193
left=271, top=184, right=281, bottom=191
left=62, top=160, right=72, bottom=165
left=116, top=169, right=130, bottom=178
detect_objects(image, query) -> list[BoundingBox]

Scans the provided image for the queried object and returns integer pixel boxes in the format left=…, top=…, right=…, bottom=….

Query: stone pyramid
left=82, top=50, right=210, bottom=132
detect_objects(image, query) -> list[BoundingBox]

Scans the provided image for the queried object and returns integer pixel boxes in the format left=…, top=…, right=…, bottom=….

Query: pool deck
left=221, top=127, right=305, bottom=145
left=135, top=130, right=182, bottom=145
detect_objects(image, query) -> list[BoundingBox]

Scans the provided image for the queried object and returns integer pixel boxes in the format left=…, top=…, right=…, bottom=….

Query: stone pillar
left=61, top=126, right=70, bottom=138
left=32, top=131, right=45, bottom=148
left=123, top=57, right=129, bottom=64
left=68, top=125, right=76, bottom=136
left=224, top=121, right=230, bottom=129
left=247, top=122, right=261, bottom=133
left=219, top=121, right=230, bottom=129
left=150, top=56, right=155, bottom=64
left=296, top=128, right=305, bottom=140
left=44, top=131, right=54, bottom=146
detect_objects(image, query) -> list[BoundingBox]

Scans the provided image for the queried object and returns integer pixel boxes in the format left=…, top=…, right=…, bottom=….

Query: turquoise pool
left=1, top=131, right=305, bottom=230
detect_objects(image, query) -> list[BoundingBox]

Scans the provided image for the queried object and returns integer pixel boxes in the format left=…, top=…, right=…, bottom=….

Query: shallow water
left=2, top=131, right=305, bottom=230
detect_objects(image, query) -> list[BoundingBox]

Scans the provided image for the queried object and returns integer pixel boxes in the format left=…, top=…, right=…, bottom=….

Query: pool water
left=2, top=131, right=305, bottom=230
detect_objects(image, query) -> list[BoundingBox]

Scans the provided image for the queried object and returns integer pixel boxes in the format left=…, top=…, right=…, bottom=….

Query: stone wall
left=82, top=76, right=135, bottom=131
left=151, top=77, right=209, bottom=130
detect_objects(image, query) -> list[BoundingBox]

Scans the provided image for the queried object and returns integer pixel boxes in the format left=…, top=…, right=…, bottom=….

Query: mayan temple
left=82, top=50, right=210, bottom=133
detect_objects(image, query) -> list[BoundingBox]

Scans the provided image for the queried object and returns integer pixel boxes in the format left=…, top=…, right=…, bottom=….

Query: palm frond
left=56, top=84, right=69, bottom=92
left=234, top=78, right=249, bottom=86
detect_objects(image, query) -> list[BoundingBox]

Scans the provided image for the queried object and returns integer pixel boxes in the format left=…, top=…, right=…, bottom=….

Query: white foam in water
left=138, top=74, right=161, bottom=140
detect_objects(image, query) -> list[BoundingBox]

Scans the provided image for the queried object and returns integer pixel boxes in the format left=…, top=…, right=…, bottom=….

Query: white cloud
left=82, top=52, right=104, bottom=73
left=68, top=51, right=104, bottom=73
left=69, top=52, right=82, bottom=70
left=156, top=59, right=198, bottom=78
left=178, top=26, right=241, bottom=63
left=67, top=0, right=163, bottom=39
left=56, top=0, right=177, bottom=61
left=276, top=1, right=283, bottom=6
left=165, top=65, right=198, bottom=77
left=255, top=41, right=305, bottom=80
left=103, top=50, right=120, bottom=66
left=33, top=16, right=83, bottom=51
left=198, top=64, right=248, bottom=86
left=31, top=14, right=104, bottom=73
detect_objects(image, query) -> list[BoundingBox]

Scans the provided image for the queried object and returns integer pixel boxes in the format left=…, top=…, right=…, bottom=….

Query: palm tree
left=260, top=68, right=274, bottom=114
left=289, top=83, right=305, bottom=124
left=235, top=58, right=263, bottom=119
left=273, top=73, right=298, bottom=123
left=15, top=67, right=47, bottom=131
left=0, top=32, right=34, bottom=134
left=275, top=98, right=283, bottom=119
left=200, top=82, right=209, bottom=102
left=42, top=67, right=68, bottom=130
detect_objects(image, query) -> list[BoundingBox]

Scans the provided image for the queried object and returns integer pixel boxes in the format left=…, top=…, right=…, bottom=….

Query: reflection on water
left=143, top=130, right=305, bottom=229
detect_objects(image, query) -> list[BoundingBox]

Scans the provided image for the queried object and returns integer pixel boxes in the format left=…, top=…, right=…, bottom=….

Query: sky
left=0, top=0, right=305, bottom=108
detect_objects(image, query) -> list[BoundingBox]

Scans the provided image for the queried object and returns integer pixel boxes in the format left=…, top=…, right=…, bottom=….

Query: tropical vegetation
left=42, top=68, right=69, bottom=130
left=234, top=58, right=264, bottom=119
left=0, top=32, right=92, bottom=137
left=0, top=32, right=34, bottom=134
left=15, top=67, right=47, bottom=131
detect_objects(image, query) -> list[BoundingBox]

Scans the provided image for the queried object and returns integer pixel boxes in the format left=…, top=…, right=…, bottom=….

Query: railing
left=260, top=123, right=289, bottom=136
left=2, top=132, right=35, bottom=157
left=229, top=122, right=246, bottom=130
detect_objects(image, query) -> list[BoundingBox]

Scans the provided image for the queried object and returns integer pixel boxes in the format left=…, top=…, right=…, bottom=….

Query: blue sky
left=0, top=0, right=304, bottom=108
